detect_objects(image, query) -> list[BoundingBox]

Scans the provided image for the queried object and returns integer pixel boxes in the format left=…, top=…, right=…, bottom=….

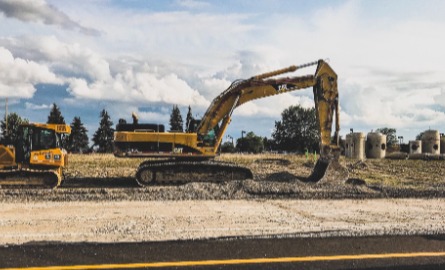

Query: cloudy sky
left=1, top=0, right=445, bottom=143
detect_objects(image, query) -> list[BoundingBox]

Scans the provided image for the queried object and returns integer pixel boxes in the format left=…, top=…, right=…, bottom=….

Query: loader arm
left=197, top=59, right=340, bottom=156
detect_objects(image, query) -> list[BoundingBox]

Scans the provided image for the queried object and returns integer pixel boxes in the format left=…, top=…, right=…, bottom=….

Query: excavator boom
left=197, top=60, right=340, bottom=155
left=197, top=60, right=320, bottom=137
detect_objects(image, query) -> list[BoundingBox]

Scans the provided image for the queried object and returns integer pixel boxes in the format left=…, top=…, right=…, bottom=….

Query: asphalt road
left=1, top=235, right=445, bottom=269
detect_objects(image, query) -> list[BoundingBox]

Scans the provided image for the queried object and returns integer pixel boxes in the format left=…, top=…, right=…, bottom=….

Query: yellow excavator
left=114, top=59, right=348, bottom=185
left=0, top=123, right=71, bottom=188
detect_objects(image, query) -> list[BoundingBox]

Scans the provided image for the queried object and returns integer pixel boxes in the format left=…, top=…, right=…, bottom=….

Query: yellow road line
left=3, top=252, right=445, bottom=270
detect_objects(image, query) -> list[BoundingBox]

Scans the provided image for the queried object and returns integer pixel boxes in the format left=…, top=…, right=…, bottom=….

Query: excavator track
left=135, top=160, right=253, bottom=186
left=0, top=168, right=61, bottom=189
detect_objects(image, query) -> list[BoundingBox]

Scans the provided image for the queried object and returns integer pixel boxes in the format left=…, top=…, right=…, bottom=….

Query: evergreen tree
left=185, top=105, right=194, bottom=132
left=169, top=105, right=183, bottom=132
left=68, top=117, right=89, bottom=153
left=92, top=109, right=114, bottom=153
left=272, top=105, right=319, bottom=152
left=0, top=113, right=29, bottom=145
left=47, top=103, right=65, bottom=124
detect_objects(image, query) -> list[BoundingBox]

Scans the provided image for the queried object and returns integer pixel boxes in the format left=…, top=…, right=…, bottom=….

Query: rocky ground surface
left=0, top=154, right=444, bottom=245
left=1, top=199, right=444, bottom=245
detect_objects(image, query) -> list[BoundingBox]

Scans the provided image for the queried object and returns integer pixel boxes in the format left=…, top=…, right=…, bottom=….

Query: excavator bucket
left=306, top=146, right=349, bottom=183
left=306, top=157, right=349, bottom=183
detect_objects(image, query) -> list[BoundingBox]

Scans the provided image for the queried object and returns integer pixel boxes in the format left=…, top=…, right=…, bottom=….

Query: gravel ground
left=1, top=154, right=445, bottom=245
left=0, top=199, right=444, bottom=245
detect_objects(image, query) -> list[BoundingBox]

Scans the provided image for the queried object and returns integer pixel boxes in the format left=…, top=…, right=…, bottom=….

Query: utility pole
left=227, top=135, right=233, bottom=145
left=239, top=131, right=246, bottom=153
left=5, top=98, right=7, bottom=134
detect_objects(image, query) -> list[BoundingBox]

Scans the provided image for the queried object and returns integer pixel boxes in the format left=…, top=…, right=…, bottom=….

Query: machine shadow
left=263, top=171, right=308, bottom=183
left=61, top=177, right=140, bottom=188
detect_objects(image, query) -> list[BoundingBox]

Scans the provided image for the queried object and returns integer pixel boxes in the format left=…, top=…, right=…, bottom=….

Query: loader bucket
left=306, top=157, right=349, bottom=183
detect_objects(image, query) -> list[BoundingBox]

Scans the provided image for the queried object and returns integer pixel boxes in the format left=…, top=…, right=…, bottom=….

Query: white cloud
left=138, top=111, right=170, bottom=123
left=0, top=46, right=60, bottom=98
left=2, top=0, right=445, bottom=140
left=66, top=65, right=210, bottom=108
left=0, top=0, right=100, bottom=35
left=236, top=93, right=314, bottom=117
left=1, top=35, right=210, bottom=107
left=0, top=36, right=111, bottom=81
left=243, top=1, right=445, bottom=138
left=25, top=102, right=51, bottom=110
left=103, top=104, right=170, bottom=125
left=52, top=5, right=255, bottom=65
left=339, top=77, right=445, bottom=134
left=176, top=0, right=210, bottom=9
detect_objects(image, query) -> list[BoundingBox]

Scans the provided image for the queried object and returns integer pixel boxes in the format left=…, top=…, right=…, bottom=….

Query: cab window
left=32, top=128, right=57, bottom=150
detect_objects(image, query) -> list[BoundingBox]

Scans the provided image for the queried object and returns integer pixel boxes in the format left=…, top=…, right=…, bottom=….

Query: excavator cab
left=201, top=130, right=216, bottom=146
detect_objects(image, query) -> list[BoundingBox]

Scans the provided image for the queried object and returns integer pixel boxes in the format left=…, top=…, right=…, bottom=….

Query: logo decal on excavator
left=56, top=125, right=67, bottom=132
left=274, top=84, right=293, bottom=93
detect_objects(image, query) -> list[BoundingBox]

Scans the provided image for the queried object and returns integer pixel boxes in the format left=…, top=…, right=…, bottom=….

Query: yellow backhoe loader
left=114, top=59, right=348, bottom=185
left=0, top=123, right=71, bottom=188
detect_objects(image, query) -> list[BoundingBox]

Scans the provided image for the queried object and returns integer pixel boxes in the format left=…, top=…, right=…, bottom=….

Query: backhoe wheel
left=136, top=167, right=155, bottom=186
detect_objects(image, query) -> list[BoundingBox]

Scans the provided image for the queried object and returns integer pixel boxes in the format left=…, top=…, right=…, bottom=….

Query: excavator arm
left=197, top=59, right=340, bottom=158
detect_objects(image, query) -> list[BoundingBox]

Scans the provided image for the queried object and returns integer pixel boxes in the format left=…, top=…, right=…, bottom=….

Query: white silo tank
left=345, top=132, right=365, bottom=160
left=366, top=132, right=386, bottom=159
left=409, top=140, right=422, bottom=154
left=421, top=130, right=440, bottom=155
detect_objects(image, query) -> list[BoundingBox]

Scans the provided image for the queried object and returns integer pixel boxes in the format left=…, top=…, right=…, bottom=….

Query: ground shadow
left=423, top=235, right=445, bottom=242
left=254, top=158, right=291, bottom=166
left=61, top=177, right=140, bottom=188
left=264, top=171, right=301, bottom=182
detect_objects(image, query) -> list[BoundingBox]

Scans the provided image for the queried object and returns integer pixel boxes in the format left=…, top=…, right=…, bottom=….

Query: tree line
left=0, top=102, right=405, bottom=154
left=0, top=103, right=113, bottom=153
left=169, top=104, right=321, bottom=154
